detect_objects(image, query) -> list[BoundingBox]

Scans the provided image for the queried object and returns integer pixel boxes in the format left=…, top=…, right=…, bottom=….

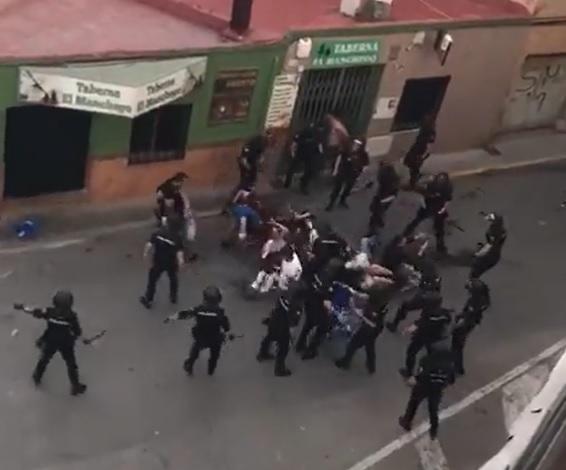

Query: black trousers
left=452, top=326, right=474, bottom=374
left=390, top=294, right=425, bottom=330
left=403, top=207, right=447, bottom=250
left=407, top=165, right=421, bottom=189
left=338, top=329, right=377, bottom=373
left=470, top=255, right=500, bottom=279
left=184, top=337, right=223, bottom=375
left=259, top=330, right=290, bottom=374
left=368, top=199, right=393, bottom=234
left=402, top=382, right=443, bottom=436
left=296, top=304, right=329, bottom=355
left=284, top=158, right=315, bottom=193
left=328, top=173, right=356, bottom=208
left=144, top=264, right=178, bottom=303
left=404, top=333, right=430, bottom=376
left=33, top=340, right=80, bottom=386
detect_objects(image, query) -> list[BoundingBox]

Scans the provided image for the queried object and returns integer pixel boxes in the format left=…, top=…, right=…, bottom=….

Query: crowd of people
left=15, top=113, right=508, bottom=441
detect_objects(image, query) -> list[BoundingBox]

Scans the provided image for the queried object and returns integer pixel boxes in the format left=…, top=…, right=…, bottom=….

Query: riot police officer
left=399, top=343, right=455, bottom=439
left=296, top=273, right=332, bottom=360
left=386, top=272, right=442, bottom=333
left=403, top=114, right=436, bottom=189
left=284, top=123, right=322, bottom=194
left=335, top=303, right=387, bottom=374
left=452, top=279, right=491, bottom=375
left=403, top=172, right=453, bottom=254
left=15, top=291, right=87, bottom=396
left=470, top=213, right=507, bottom=279
left=257, top=291, right=301, bottom=377
left=399, top=295, right=452, bottom=379
left=166, top=286, right=231, bottom=376
left=326, top=138, right=369, bottom=211
left=140, top=216, right=185, bottom=309
left=368, top=162, right=401, bottom=234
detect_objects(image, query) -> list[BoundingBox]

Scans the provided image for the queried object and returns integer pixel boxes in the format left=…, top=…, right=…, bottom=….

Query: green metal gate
left=291, top=65, right=382, bottom=135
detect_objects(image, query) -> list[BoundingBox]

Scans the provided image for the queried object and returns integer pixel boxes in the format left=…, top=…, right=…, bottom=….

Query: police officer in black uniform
left=368, top=162, right=401, bottom=234
left=403, top=114, right=436, bottom=189
left=15, top=291, right=87, bottom=396
left=335, top=303, right=387, bottom=374
left=296, top=273, right=332, bottom=360
left=257, top=291, right=301, bottom=377
left=166, top=286, right=231, bottom=376
left=140, top=217, right=185, bottom=309
left=155, top=172, right=188, bottom=225
left=403, top=172, right=453, bottom=254
left=386, top=272, right=442, bottom=333
left=399, top=343, right=455, bottom=439
left=452, top=279, right=491, bottom=375
left=238, top=130, right=273, bottom=189
left=284, top=123, right=322, bottom=194
left=399, top=295, right=452, bottom=379
left=470, top=213, right=507, bottom=279
left=325, top=138, right=369, bottom=211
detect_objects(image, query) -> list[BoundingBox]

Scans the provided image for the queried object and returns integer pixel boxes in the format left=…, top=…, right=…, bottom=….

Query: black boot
left=32, top=372, right=42, bottom=387
left=275, top=367, right=292, bottom=377
left=302, top=349, right=318, bottom=360
left=183, top=359, right=194, bottom=376
left=139, top=296, right=152, bottom=309
left=335, top=359, right=350, bottom=370
left=71, top=383, right=87, bottom=396
left=256, top=352, right=275, bottom=362
left=386, top=321, right=398, bottom=333
left=398, top=416, right=412, bottom=432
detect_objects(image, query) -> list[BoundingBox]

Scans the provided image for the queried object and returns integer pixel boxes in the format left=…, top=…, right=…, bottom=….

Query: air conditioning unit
left=341, top=0, right=393, bottom=20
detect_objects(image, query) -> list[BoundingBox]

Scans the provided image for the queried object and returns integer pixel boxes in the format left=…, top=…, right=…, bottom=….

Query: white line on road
left=346, top=337, right=566, bottom=470
left=501, top=363, right=550, bottom=432
left=0, top=238, right=85, bottom=255
left=415, top=436, right=450, bottom=470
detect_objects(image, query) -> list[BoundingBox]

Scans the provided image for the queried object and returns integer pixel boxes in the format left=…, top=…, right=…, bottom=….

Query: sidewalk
left=0, top=129, right=564, bottom=247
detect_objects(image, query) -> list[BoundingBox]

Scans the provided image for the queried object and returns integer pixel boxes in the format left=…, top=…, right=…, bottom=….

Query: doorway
left=291, top=65, right=382, bottom=135
left=4, top=106, right=91, bottom=198
left=392, top=76, right=451, bottom=131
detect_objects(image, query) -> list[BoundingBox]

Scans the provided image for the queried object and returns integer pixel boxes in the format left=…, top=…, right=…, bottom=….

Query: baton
left=447, top=219, right=465, bottom=233
left=82, top=329, right=107, bottom=345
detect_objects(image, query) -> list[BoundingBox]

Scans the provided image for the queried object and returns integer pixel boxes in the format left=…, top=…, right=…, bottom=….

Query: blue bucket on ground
left=13, top=218, right=40, bottom=240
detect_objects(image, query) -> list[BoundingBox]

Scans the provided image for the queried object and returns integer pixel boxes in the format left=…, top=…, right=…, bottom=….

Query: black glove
left=13, top=303, right=24, bottom=311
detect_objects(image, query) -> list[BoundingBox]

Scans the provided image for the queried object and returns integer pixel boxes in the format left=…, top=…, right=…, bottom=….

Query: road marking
left=501, top=363, right=550, bottom=432
left=415, top=436, right=450, bottom=470
left=346, top=338, right=566, bottom=470
left=0, top=238, right=85, bottom=255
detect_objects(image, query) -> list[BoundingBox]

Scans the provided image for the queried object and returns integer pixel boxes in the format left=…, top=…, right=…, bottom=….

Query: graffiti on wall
left=515, top=63, right=563, bottom=112
left=503, top=56, right=566, bottom=130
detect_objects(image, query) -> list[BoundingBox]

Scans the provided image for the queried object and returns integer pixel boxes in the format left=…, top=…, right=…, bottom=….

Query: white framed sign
left=19, top=58, right=207, bottom=118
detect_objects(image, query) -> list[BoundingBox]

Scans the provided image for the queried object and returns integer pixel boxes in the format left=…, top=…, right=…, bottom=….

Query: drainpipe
left=230, top=0, right=253, bottom=34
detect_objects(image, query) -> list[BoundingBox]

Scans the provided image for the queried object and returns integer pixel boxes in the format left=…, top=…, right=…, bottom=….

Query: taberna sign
left=311, top=39, right=380, bottom=68
left=18, top=58, right=207, bottom=118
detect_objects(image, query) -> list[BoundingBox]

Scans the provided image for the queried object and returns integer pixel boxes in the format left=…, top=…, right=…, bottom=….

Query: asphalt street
left=1, top=162, right=566, bottom=470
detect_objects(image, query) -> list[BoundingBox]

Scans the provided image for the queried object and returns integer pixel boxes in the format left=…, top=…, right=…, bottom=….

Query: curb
left=449, top=154, right=566, bottom=179
left=1, top=154, right=564, bottom=255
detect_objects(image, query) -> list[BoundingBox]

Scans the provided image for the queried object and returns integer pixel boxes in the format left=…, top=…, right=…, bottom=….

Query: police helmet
left=203, top=285, right=222, bottom=305
left=52, top=290, right=74, bottom=310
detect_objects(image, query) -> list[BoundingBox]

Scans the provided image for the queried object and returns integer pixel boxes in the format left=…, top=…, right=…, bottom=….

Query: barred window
left=128, top=105, right=191, bottom=165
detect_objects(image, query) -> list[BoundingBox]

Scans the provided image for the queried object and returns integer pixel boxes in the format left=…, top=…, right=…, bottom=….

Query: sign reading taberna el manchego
left=311, top=39, right=379, bottom=68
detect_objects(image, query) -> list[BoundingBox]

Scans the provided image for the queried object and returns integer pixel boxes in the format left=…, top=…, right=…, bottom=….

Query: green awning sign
left=311, top=39, right=379, bottom=68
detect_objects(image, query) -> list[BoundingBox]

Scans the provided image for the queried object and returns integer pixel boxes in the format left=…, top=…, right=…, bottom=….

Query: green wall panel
left=0, top=66, right=18, bottom=108
left=89, top=114, right=132, bottom=157
left=188, top=46, right=283, bottom=146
